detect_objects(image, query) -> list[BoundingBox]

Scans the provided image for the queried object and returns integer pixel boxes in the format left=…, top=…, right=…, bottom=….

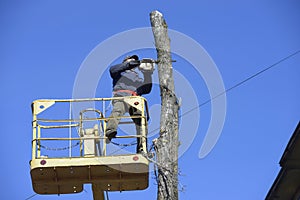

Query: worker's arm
left=136, top=71, right=153, bottom=95
left=109, top=61, right=140, bottom=78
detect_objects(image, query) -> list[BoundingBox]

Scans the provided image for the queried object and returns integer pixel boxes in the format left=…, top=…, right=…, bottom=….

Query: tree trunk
left=150, top=10, right=179, bottom=200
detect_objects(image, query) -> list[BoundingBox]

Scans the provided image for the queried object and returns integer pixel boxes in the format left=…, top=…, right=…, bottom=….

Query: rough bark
left=150, top=10, right=179, bottom=200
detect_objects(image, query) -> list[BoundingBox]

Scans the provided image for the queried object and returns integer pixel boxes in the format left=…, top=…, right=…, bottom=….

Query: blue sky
left=1, top=1, right=300, bottom=200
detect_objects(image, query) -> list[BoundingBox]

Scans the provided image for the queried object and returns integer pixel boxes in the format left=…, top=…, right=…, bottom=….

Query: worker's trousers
left=106, top=99, right=143, bottom=152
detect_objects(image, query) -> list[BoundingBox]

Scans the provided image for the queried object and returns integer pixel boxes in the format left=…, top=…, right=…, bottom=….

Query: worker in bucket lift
left=105, top=55, right=154, bottom=153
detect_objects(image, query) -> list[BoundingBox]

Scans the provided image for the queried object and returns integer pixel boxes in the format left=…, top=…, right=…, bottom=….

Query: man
left=105, top=55, right=153, bottom=153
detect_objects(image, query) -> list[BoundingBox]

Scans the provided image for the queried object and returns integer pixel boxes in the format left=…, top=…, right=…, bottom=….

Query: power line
left=180, top=49, right=300, bottom=118
left=105, top=191, right=110, bottom=200
left=24, top=193, right=37, bottom=200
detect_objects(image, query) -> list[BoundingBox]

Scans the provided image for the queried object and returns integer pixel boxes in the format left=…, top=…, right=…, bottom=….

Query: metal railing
left=31, top=96, right=149, bottom=160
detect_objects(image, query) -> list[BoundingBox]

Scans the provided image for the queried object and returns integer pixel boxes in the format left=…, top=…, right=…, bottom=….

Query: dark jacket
left=109, top=61, right=152, bottom=96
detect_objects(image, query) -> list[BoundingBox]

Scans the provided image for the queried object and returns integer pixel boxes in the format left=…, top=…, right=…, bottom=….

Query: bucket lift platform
left=30, top=97, right=150, bottom=196
left=30, top=155, right=149, bottom=194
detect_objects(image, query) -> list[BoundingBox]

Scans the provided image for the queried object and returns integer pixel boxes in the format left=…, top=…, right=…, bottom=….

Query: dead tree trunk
left=150, top=10, right=179, bottom=200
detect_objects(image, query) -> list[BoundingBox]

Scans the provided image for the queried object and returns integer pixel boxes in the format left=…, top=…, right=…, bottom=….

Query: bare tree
left=150, top=10, right=179, bottom=200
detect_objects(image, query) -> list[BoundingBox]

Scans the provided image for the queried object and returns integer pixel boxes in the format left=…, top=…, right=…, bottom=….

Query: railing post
left=37, top=126, right=41, bottom=158
left=32, top=106, right=37, bottom=160
left=141, top=97, right=148, bottom=153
